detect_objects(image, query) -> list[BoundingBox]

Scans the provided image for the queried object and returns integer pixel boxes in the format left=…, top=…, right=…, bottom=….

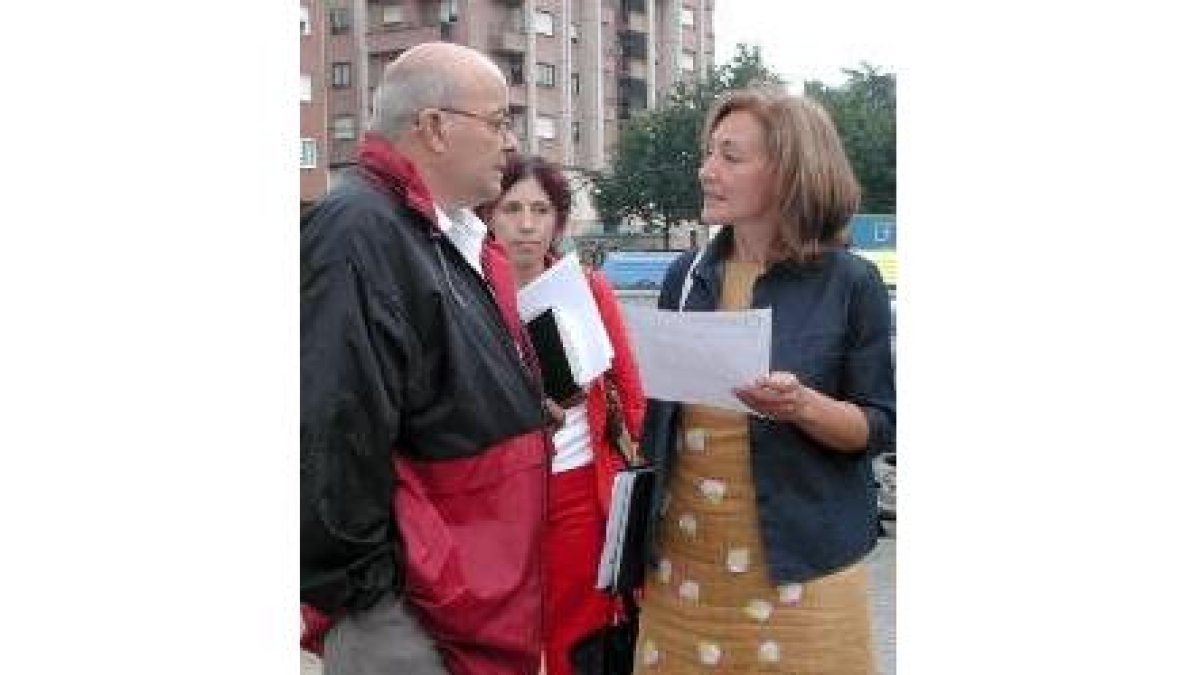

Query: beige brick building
left=300, top=0, right=330, bottom=209
left=300, top=0, right=716, bottom=230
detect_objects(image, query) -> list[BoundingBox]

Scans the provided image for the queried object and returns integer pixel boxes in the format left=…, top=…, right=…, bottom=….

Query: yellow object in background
left=851, top=249, right=897, bottom=289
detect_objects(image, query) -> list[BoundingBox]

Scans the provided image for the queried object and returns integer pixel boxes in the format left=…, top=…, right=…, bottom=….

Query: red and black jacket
left=301, top=134, right=550, bottom=673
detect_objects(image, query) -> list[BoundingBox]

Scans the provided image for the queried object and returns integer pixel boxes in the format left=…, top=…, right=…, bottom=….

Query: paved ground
left=868, top=529, right=897, bottom=675
left=302, top=528, right=896, bottom=675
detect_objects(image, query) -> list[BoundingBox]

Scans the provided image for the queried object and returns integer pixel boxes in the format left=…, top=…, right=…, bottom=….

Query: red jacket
left=581, top=270, right=647, bottom=519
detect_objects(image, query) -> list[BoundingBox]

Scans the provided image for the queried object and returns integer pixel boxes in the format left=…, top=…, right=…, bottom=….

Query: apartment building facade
left=306, top=0, right=715, bottom=228
left=300, top=1, right=330, bottom=209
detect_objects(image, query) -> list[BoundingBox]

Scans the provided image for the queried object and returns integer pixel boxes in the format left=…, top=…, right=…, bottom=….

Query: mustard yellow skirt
left=633, top=405, right=877, bottom=674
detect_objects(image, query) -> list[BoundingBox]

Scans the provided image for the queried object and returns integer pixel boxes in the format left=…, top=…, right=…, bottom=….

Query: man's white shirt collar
left=434, top=205, right=487, bottom=277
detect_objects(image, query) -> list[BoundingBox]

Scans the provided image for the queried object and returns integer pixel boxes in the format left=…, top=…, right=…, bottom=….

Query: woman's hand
left=733, top=371, right=810, bottom=424
left=543, top=397, right=566, bottom=432
left=735, top=371, right=872, bottom=452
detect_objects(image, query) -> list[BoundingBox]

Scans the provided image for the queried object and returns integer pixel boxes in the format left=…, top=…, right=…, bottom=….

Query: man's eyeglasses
left=434, top=106, right=514, bottom=135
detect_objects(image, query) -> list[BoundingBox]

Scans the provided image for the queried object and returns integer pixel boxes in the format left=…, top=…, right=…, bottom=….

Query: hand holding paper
left=733, top=371, right=807, bottom=421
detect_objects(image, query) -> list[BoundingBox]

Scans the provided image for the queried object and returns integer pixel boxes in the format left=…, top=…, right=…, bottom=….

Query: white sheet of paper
left=516, top=253, right=613, bottom=385
left=624, top=306, right=771, bottom=414
left=595, top=471, right=632, bottom=590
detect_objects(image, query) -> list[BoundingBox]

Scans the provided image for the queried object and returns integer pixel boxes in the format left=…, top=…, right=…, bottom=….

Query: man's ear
left=414, top=109, right=450, bottom=154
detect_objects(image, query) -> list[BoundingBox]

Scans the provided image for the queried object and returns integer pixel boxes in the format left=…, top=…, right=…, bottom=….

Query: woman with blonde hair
left=633, top=89, right=895, bottom=673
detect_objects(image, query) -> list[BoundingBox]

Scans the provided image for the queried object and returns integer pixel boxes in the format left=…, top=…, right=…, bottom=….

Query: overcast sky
left=712, top=0, right=898, bottom=89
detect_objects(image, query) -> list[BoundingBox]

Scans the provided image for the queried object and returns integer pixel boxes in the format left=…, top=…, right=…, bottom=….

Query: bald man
left=301, top=43, right=551, bottom=674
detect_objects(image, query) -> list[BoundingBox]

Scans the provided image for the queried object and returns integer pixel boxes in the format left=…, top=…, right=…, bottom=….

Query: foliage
left=587, top=44, right=783, bottom=245
left=805, top=64, right=896, bottom=214
left=588, top=47, right=896, bottom=249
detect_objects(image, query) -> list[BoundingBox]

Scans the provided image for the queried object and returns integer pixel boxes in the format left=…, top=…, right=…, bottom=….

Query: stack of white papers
left=517, top=253, right=613, bottom=387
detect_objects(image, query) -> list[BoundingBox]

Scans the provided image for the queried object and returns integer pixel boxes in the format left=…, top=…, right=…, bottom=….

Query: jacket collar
left=694, top=225, right=834, bottom=287
left=356, top=132, right=438, bottom=227
left=692, top=226, right=733, bottom=288
left=685, top=226, right=734, bottom=303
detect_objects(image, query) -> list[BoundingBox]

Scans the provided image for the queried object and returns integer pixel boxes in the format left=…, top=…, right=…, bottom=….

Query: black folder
left=525, top=307, right=584, bottom=404
left=597, top=465, right=656, bottom=593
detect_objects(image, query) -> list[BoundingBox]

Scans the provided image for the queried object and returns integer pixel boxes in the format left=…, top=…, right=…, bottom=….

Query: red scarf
left=482, top=235, right=542, bottom=380
left=356, top=132, right=437, bottom=224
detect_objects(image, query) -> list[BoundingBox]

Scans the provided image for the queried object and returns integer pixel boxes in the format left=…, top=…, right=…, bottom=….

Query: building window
left=680, top=49, right=695, bottom=72
left=329, top=7, right=351, bottom=34
left=300, top=6, right=311, bottom=35
left=331, top=62, right=352, bottom=88
left=333, top=115, right=357, bottom=140
left=571, top=72, right=580, bottom=96
left=619, top=76, right=648, bottom=116
left=381, top=4, right=405, bottom=26
left=536, top=115, right=556, bottom=140
left=503, top=57, right=524, bottom=86
left=681, top=7, right=694, bottom=28
left=536, top=63, right=556, bottom=88
left=301, top=138, right=318, bottom=168
left=572, top=120, right=581, bottom=144
left=570, top=23, right=579, bottom=42
left=506, top=7, right=525, bottom=31
left=534, top=10, right=554, bottom=36
left=300, top=73, right=312, bottom=102
left=620, top=30, right=647, bottom=59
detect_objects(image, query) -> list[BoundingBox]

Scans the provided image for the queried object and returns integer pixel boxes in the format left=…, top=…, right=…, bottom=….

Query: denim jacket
left=641, top=227, right=896, bottom=583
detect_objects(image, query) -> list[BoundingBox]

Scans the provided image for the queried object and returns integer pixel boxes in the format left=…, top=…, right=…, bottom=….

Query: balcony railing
left=508, top=85, right=527, bottom=107
left=624, top=10, right=647, bottom=32
left=489, top=25, right=527, bottom=54
left=624, top=59, right=648, bottom=79
left=366, top=24, right=443, bottom=54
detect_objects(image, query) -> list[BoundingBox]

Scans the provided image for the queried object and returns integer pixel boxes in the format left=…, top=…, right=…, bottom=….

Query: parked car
left=874, top=452, right=896, bottom=521
left=876, top=290, right=896, bottom=522
left=598, top=250, right=684, bottom=291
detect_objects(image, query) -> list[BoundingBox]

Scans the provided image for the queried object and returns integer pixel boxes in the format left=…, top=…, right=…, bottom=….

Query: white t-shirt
left=551, top=403, right=593, bottom=474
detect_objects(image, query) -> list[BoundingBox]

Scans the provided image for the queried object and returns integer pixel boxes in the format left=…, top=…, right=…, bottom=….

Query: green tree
left=589, top=48, right=897, bottom=249
left=805, top=65, right=896, bottom=214
left=588, top=44, right=784, bottom=249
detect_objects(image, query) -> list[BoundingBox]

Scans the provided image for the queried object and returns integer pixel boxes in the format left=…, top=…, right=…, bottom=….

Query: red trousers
left=544, top=463, right=616, bottom=675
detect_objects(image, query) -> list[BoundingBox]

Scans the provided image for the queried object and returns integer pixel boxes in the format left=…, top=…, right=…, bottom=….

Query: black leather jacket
left=300, top=169, right=545, bottom=613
